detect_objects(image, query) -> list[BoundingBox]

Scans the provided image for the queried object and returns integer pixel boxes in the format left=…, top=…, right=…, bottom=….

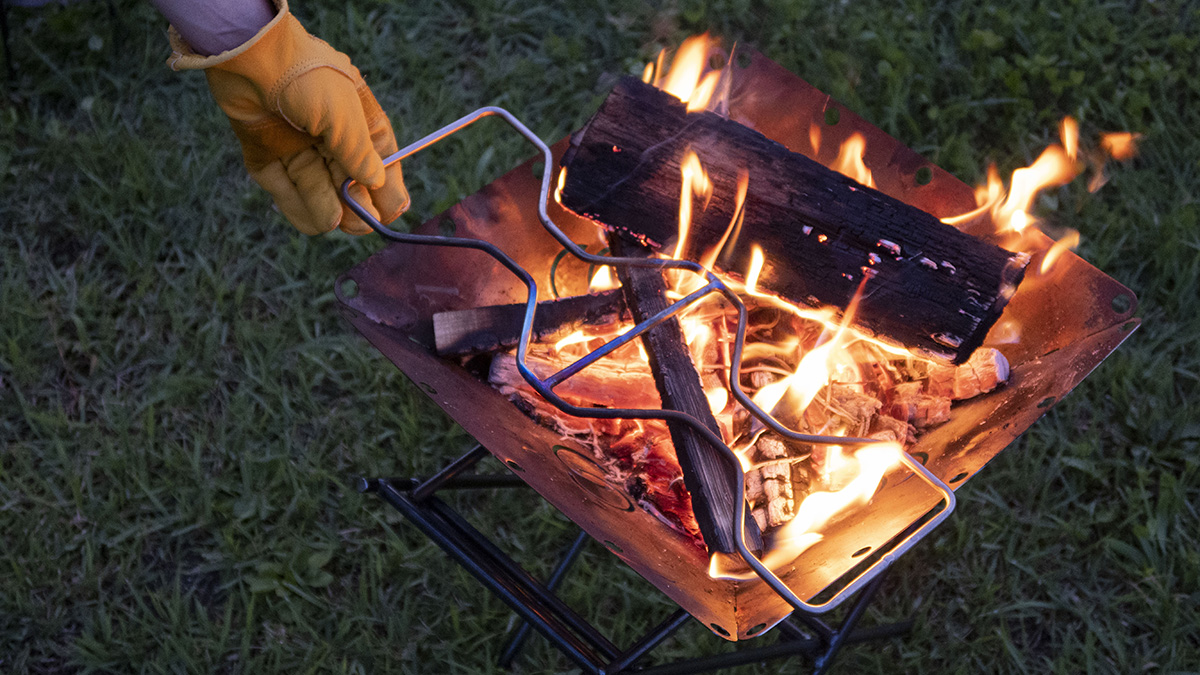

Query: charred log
left=435, top=289, right=627, bottom=356
left=560, top=77, right=1029, bottom=365
left=609, top=236, right=762, bottom=554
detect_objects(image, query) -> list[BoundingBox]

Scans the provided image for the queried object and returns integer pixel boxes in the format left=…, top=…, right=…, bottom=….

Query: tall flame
left=648, top=33, right=730, bottom=113
left=674, top=151, right=713, bottom=260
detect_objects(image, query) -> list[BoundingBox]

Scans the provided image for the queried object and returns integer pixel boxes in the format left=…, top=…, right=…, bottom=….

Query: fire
left=673, top=150, right=713, bottom=261
left=1101, top=132, right=1140, bottom=161
left=1039, top=228, right=1080, bottom=274
left=699, top=169, right=750, bottom=272
left=831, top=133, right=875, bottom=188
left=710, top=442, right=903, bottom=580
left=648, top=33, right=730, bottom=114
left=554, top=330, right=591, bottom=352
left=554, top=166, right=568, bottom=204
left=588, top=265, right=619, bottom=292
left=994, top=144, right=1079, bottom=233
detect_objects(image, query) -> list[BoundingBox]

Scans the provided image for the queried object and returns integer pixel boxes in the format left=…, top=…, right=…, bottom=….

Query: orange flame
left=554, top=330, right=591, bottom=352
left=700, top=168, right=750, bottom=272
left=588, top=265, right=619, bottom=292
left=831, top=133, right=875, bottom=188
left=648, top=33, right=729, bottom=113
left=1061, top=116, right=1079, bottom=161
left=709, top=442, right=902, bottom=580
left=674, top=150, right=713, bottom=261
left=995, top=144, right=1079, bottom=233
left=1039, top=229, right=1080, bottom=274
left=1101, top=132, right=1141, bottom=161
left=553, top=166, right=567, bottom=204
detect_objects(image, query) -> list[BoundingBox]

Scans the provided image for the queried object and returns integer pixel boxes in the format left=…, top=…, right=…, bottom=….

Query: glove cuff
left=167, top=0, right=291, bottom=72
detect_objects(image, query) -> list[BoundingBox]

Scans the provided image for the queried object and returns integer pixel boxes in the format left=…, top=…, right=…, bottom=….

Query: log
left=609, top=235, right=762, bottom=554
left=435, top=289, right=626, bottom=356
left=560, top=77, right=1029, bottom=365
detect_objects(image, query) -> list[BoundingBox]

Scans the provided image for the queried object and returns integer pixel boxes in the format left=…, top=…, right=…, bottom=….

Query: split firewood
left=560, top=76, right=1029, bottom=364
left=870, top=414, right=915, bottom=446
left=888, top=382, right=952, bottom=429
left=435, top=289, right=627, bottom=356
left=926, top=347, right=1011, bottom=400
left=489, top=348, right=662, bottom=411
left=755, top=434, right=795, bottom=528
left=608, top=236, right=763, bottom=554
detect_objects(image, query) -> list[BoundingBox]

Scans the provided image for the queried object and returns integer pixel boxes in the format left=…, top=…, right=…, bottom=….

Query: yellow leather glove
left=167, top=0, right=409, bottom=235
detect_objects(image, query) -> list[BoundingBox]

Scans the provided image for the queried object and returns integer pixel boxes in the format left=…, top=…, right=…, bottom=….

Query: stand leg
left=499, top=530, right=590, bottom=668
left=361, top=453, right=915, bottom=674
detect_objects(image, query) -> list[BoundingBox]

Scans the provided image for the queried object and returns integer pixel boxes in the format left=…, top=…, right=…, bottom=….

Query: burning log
left=609, top=236, right=763, bottom=554
left=434, top=289, right=626, bottom=356
left=559, top=77, right=1029, bottom=365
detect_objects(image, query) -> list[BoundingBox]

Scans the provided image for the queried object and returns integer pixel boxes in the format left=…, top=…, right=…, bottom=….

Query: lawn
left=1, top=0, right=1197, bottom=673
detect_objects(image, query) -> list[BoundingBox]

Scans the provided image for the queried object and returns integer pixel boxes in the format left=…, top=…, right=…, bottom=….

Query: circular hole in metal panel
left=1111, top=293, right=1132, bottom=314
left=1038, top=396, right=1056, bottom=409
left=338, top=277, right=359, bottom=299
left=950, top=471, right=969, bottom=484
left=824, top=107, right=840, bottom=126
left=709, top=623, right=731, bottom=638
left=708, top=53, right=726, bottom=70
left=736, top=51, right=752, bottom=69
left=745, top=623, right=768, bottom=637
left=852, top=546, right=871, bottom=558
left=438, top=217, right=456, bottom=237
left=603, top=540, right=623, bottom=553
left=531, top=161, right=545, bottom=179
left=505, top=459, right=525, bottom=473
left=915, top=166, right=933, bottom=185
left=419, top=382, right=437, bottom=396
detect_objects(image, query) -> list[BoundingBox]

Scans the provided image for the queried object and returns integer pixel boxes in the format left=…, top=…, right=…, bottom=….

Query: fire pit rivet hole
left=912, top=451, right=929, bottom=465
left=736, top=51, right=752, bottom=69
left=745, top=623, right=768, bottom=637
left=531, top=161, right=545, bottom=179
left=949, top=471, right=969, bottom=484
left=709, top=623, right=731, bottom=637
left=505, top=459, right=525, bottom=473
left=438, top=217, right=456, bottom=237
left=338, top=277, right=358, bottom=300
left=852, top=546, right=872, bottom=558
left=915, top=166, right=933, bottom=186
left=419, top=382, right=437, bottom=396
left=1037, top=396, right=1056, bottom=409
left=1111, top=293, right=1132, bottom=314
left=824, top=107, right=840, bottom=126
left=1122, top=320, right=1138, bottom=332
left=603, top=540, right=623, bottom=553
left=708, top=54, right=725, bottom=70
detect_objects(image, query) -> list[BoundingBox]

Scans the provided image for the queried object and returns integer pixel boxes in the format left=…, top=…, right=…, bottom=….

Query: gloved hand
left=167, top=0, right=409, bottom=235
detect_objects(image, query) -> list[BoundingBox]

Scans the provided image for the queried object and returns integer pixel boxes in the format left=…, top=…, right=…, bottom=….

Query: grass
left=1, top=0, right=1197, bottom=672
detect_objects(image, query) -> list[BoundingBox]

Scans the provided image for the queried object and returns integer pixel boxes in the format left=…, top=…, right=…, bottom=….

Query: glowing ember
left=554, top=330, right=592, bottom=352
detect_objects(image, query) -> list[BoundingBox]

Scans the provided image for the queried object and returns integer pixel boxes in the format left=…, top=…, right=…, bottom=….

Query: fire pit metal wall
left=336, top=49, right=1139, bottom=639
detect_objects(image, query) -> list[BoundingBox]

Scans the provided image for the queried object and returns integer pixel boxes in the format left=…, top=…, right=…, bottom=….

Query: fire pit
left=338, top=45, right=1138, bottom=671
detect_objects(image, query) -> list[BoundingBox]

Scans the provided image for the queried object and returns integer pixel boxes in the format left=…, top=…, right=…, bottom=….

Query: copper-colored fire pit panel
left=336, top=49, right=1138, bottom=639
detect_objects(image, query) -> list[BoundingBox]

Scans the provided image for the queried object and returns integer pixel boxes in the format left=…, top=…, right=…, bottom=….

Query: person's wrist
left=157, top=0, right=280, bottom=58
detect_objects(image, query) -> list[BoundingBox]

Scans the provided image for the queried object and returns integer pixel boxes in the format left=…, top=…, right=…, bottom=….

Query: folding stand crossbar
left=357, top=444, right=914, bottom=674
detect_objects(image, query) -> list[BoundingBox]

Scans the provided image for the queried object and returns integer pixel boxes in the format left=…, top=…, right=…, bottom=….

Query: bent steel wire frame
left=340, top=106, right=956, bottom=616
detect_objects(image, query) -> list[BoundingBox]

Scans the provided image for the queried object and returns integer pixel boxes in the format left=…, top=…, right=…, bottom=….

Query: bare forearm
left=150, top=0, right=275, bottom=55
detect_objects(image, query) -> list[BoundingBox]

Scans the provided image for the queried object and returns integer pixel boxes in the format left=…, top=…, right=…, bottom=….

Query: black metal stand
left=358, top=444, right=913, bottom=674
